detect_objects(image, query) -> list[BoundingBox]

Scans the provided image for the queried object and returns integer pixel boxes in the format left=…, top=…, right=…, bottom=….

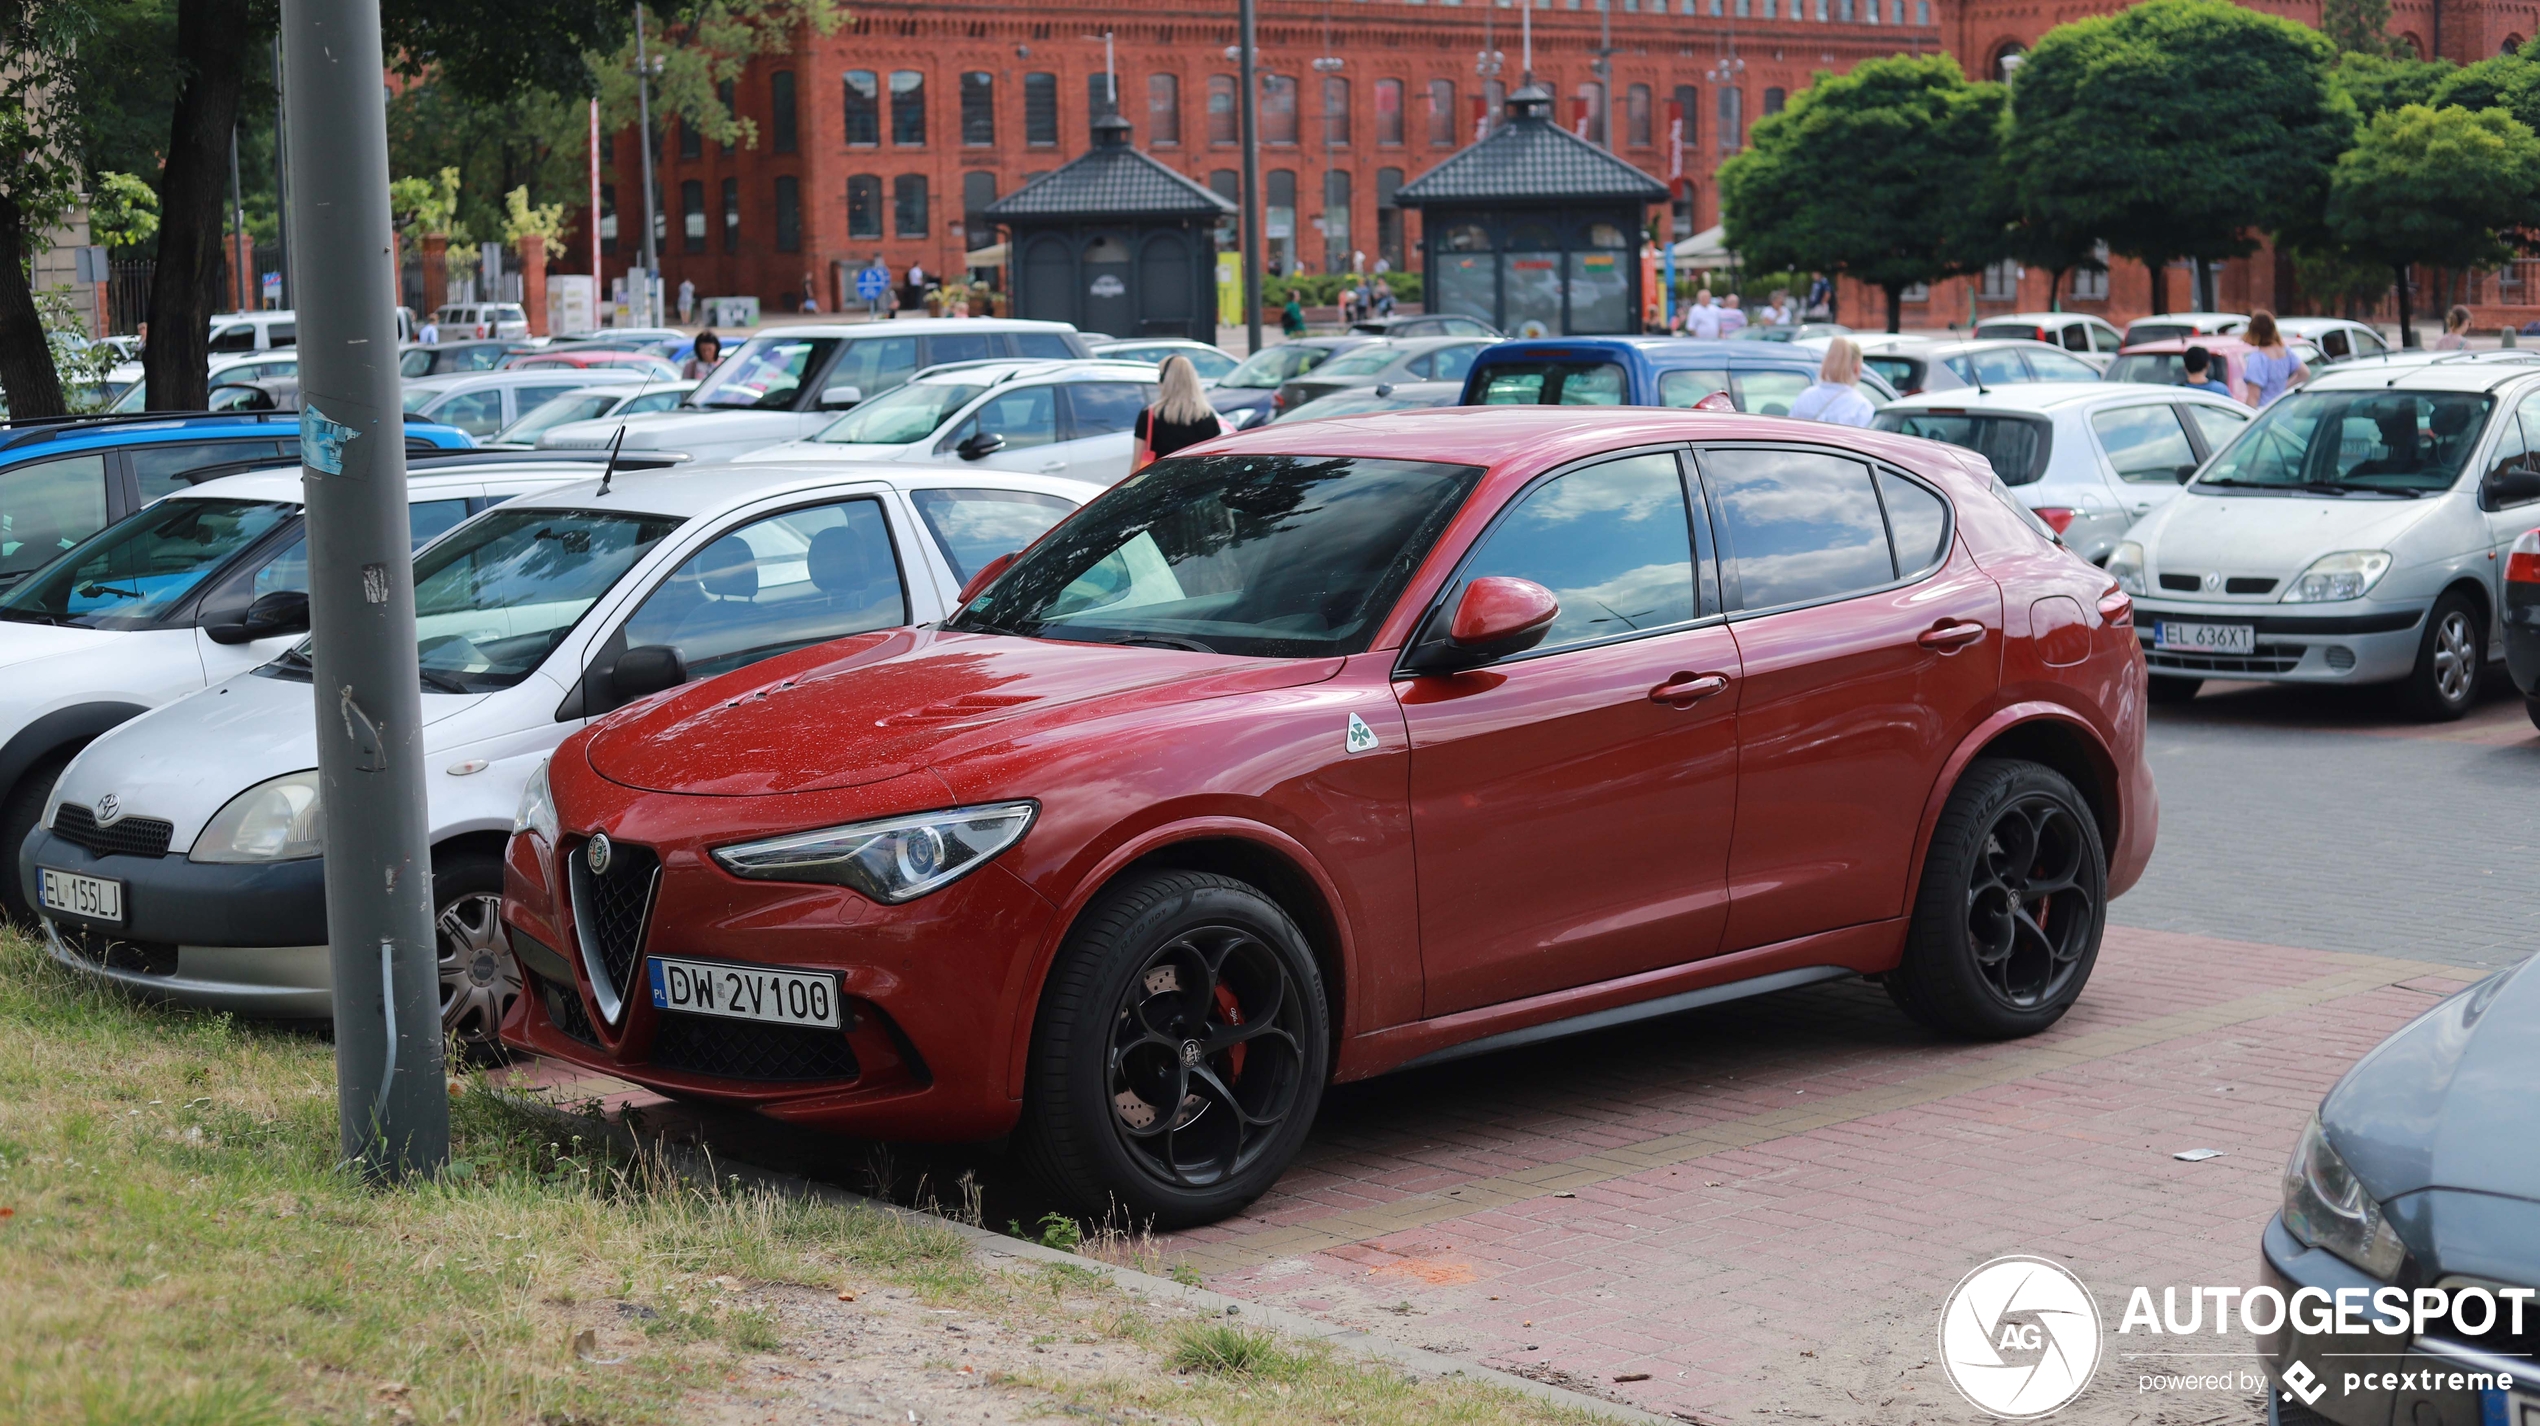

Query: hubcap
left=2432, top=611, right=2477, bottom=704
left=1963, top=795, right=2096, bottom=1010
left=1108, top=927, right=1306, bottom=1189
left=437, top=891, right=521, bottom=1044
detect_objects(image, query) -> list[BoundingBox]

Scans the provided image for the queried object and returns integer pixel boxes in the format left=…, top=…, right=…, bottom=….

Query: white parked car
left=1089, top=338, right=1239, bottom=385
left=102, top=350, right=302, bottom=414
left=1873, top=381, right=2254, bottom=564
left=1970, top=312, right=2128, bottom=361
left=534, top=319, right=1093, bottom=463
left=735, top=360, right=1160, bottom=486
left=2276, top=317, right=2393, bottom=364
left=488, top=380, right=696, bottom=449
left=2112, top=359, right=2540, bottom=718
left=25, top=462, right=1100, bottom=1038
left=208, top=310, right=297, bottom=353
left=402, top=368, right=651, bottom=440
left=0, top=453, right=615, bottom=924
left=2121, top=311, right=2247, bottom=346
left=433, top=302, right=531, bottom=340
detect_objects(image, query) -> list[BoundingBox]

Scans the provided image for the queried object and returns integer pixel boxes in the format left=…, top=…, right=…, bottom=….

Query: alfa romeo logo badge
left=1937, top=1256, right=2102, bottom=1418
left=94, top=793, right=121, bottom=824
left=586, top=833, right=613, bottom=875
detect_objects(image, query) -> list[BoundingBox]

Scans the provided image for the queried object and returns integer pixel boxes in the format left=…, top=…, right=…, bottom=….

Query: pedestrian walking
left=677, top=278, right=696, bottom=325
left=1787, top=337, right=1876, bottom=427
left=1679, top=289, right=1721, bottom=339
left=680, top=329, right=723, bottom=381
left=1281, top=291, right=1307, bottom=338
left=1717, top=293, right=1748, bottom=337
left=2238, top=310, right=2308, bottom=407
left=1132, top=355, right=1225, bottom=471
left=2181, top=346, right=2233, bottom=399
left=1762, top=289, right=1793, bottom=326
left=417, top=315, right=440, bottom=344
left=1375, top=279, right=1395, bottom=317
left=2433, top=305, right=2473, bottom=352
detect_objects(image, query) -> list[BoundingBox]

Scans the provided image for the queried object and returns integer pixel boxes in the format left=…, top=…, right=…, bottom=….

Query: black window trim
left=1688, top=441, right=1956, bottom=621
left=1391, top=440, right=1723, bottom=679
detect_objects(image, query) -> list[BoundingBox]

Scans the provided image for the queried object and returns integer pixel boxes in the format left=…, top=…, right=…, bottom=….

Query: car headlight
left=2282, top=1113, right=2407, bottom=1280
left=710, top=801, right=1036, bottom=903
left=2281, top=551, right=2393, bottom=604
left=2107, top=540, right=2147, bottom=597
left=514, top=757, right=558, bottom=843
left=189, top=769, right=325, bottom=864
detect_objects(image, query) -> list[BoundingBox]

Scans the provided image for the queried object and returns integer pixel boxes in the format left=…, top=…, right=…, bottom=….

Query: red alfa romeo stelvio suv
left=502, top=405, right=2155, bottom=1226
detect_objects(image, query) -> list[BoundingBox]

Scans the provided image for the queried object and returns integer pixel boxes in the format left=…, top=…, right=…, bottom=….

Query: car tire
left=1017, top=869, right=1328, bottom=1229
left=0, top=751, right=73, bottom=928
left=1886, top=758, right=2107, bottom=1041
left=2395, top=591, right=2482, bottom=723
left=432, top=849, right=522, bottom=1052
left=2146, top=674, right=2203, bottom=706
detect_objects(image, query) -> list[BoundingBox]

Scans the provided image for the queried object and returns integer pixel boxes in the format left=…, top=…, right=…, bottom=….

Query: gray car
left=2255, top=956, right=2539, bottom=1425
left=1272, top=337, right=1495, bottom=413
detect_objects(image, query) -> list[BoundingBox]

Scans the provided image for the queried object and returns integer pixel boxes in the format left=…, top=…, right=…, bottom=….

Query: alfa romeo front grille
left=647, top=1012, right=860, bottom=1083
left=51, top=803, right=174, bottom=859
left=567, top=839, right=659, bottom=1014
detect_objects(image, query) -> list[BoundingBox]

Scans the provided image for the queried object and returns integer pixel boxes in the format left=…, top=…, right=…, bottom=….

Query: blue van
left=1457, top=337, right=1900, bottom=414
left=0, top=412, right=473, bottom=592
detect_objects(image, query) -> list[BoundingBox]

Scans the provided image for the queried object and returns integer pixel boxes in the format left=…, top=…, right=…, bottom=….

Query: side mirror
left=956, top=431, right=1007, bottom=462
left=2484, top=465, right=2540, bottom=509
left=957, top=551, right=1020, bottom=606
left=1408, top=576, right=1560, bottom=674
left=204, top=589, right=310, bottom=645
left=608, top=644, right=689, bottom=703
left=818, top=384, right=864, bottom=410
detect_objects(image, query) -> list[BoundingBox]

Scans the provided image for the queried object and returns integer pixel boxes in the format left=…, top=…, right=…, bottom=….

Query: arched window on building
left=1150, top=74, right=1181, bottom=146
left=1262, top=74, right=1299, bottom=145
left=1578, top=81, right=1606, bottom=145
left=846, top=175, right=882, bottom=240
left=1627, top=84, right=1653, bottom=147
left=961, top=73, right=995, bottom=147
left=1376, top=79, right=1405, bottom=146
left=1428, top=79, right=1458, bottom=146
left=962, top=172, right=997, bottom=250
left=1024, top=73, right=1059, bottom=146
left=770, top=72, right=797, bottom=154
left=844, top=71, right=880, bottom=146
left=721, top=177, right=739, bottom=250
left=890, top=71, right=926, bottom=146
left=681, top=179, right=705, bottom=252
left=2505, top=33, right=2526, bottom=53
left=1209, top=75, right=1239, bottom=145
left=1323, top=77, right=1352, bottom=147
left=1763, top=87, right=1786, bottom=116
left=894, top=175, right=928, bottom=237
left=716, top=80, right=736, bottom=154
left=1989, top=43, right=2024, bottom=81
left=774, top=176, right=801, bottom=252
left=1088, top=72, right=1120, bottom=126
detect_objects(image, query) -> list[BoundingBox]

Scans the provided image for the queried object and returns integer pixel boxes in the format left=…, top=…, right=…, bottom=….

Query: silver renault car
left=2112, top=355, right=2540, bottom=719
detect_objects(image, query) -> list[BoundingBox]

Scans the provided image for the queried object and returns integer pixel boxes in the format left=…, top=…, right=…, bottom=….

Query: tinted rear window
left=1470, top=361, right=1627, bottom=405
left=2105, top=354, right=2190, bottom=386
left=1872, top=410, right=2053, bottom=486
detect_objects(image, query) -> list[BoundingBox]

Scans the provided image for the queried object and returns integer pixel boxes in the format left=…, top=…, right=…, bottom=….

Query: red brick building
left=579, top=0, right=2540, bottom=332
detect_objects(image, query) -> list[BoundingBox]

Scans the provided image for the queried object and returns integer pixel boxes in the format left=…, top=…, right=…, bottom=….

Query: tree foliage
left=2332, top=52, right=2457, bottom=117
left=2000, top=0, right=2351, bottom=311
left=2324, top=103, right=2540, bottom=333
left=501, top=185, right=569, bottom=258
left=2320, top=0, right=2398, bottom=58
left=2429, top=42, right=2540, bottom=131
left=1718, top=54, right=2005, bottom=332
left=0, top=0, right=102, bottom=417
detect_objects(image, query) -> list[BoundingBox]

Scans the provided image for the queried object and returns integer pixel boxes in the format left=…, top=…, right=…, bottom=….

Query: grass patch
left=1169, top=1322, right=1306, bottom=1376
left=0, top=927, right=966, bottom=1425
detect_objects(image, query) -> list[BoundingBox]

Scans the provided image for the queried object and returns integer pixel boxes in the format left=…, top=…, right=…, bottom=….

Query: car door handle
left=1917, top=621, right=1988, bottom=651
left=1648, top=672, right=1730, bottom=705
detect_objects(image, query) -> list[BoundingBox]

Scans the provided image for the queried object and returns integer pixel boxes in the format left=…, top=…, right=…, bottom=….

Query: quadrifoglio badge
left=1940, top=1258, right=2534, bottom=1417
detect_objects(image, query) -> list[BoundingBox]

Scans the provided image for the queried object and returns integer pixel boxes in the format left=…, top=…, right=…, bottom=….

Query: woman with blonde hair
left=1131, top=354, right=1225, bottom=470
left=2239, top=310, right=2308, bottom=407
left=1787, top=336, right=1875, bottom=427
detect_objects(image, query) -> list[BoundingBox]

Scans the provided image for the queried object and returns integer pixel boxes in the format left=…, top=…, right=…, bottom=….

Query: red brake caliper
left=1214, top=983, right=1246, bottom=1078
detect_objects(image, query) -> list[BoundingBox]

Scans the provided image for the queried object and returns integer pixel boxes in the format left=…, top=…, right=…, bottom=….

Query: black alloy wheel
left=1888, top=758, right=2107, bottom=1040
left=1019, top=870, right=1327, bottom=1227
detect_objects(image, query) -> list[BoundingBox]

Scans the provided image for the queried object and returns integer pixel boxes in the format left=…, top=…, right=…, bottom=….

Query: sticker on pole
left=300, top=403, right=361, bottom=475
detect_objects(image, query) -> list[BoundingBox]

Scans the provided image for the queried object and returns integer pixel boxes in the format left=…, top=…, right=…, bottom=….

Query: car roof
left=161, top=455, right=618, bottom=506
left=491, top=459, right=1106, bottom=521
left=404, top=368, right=649, bottom=392
left=0, top=412, right=308, bottom=461
left=906, top=358, right=1159, bottom=386
left=1478, top=336, right=1818, bottom=365
left=2305, top=355, right=2540, bottom=393
left=1975, top=312, right=2110, bottom=326
left=729, top=318, right=1080, bottom=339
left=1205, top=403, right=1958, bottom=477
left=1882, top=382, right=2250, bottom=415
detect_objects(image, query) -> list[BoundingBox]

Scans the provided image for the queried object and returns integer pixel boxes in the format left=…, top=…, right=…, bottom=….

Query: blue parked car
left=1457, top=337, right=1900, bottom=414
left=0, top=412, right=473, bottom=592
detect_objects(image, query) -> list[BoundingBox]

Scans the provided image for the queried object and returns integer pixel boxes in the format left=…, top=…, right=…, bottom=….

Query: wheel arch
left=431, top=828, right=514, bottom=870
left=0, top=702, right=150, bottom=805
left=2437, top=574, right=2493, bottom=643
left=1001, top=819, right=1356, bottom=1102
left=1905, top=704, right=2123, bottom=927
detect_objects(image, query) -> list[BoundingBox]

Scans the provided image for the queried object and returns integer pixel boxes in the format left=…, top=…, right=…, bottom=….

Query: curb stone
left=501, top=1092, right=1682, bottom=1426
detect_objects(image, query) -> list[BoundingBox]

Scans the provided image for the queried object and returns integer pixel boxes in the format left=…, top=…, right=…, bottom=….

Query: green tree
left=0, top=0, right=99, bottom=419
left=2324, top=103, right=2540, bottom=340
left=2429, top=43, right=2540, bottom=130
left=2333, top=51, right=2457, bottom=118
left=2321, top=0, right=2398, bottom=58
left=1719, top=55, right=2006, bottom=333
left=2001, top=0, right=2351, bottom=315
left=88, top=170, right=160, bottom=252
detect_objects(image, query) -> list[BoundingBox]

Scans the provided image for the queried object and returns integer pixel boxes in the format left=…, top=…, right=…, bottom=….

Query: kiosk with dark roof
left=985, top=114, right=1238, bottom=343
left=1395, top=85, right=1670, bottom=338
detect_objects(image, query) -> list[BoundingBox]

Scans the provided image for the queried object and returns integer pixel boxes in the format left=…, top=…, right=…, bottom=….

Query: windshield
left=816, top=382, right=987, bottom=444
left=0, top=498, right=294, bottom=630
left=948, top=454, right=1481, bottom=658
left=400, top=386, right=438, bottom=412
left=1873, top=411, right=2052, bottom=486
left=391, top=507, right=681, bottom=691
left=690, top=336, right=838, bottom=410
left=1313, top=347, right=1402, bottom=378
left=1218, top=345, right=1328, bottom=390
left=2105, top=353, right=2205, bottom=386
left=2194, top=389, right=2492, bottom=496
left=496, top=392, right=619, bottom=443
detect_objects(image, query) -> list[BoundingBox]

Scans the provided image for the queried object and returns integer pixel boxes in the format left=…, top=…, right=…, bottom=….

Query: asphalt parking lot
left=530, top=680, right=2540, bottom=1425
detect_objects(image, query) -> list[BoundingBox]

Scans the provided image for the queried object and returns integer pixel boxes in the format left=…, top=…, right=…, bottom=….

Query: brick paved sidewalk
left=1152, top=930, right=2482, bottom=1425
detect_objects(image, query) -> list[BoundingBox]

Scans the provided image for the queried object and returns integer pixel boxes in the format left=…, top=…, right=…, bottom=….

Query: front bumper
left=2133, top=598, right=2426, bottom=684
left=2255, top=1214, right=2535, bottom=1426
left=21, top=826, right=333, bottom=1015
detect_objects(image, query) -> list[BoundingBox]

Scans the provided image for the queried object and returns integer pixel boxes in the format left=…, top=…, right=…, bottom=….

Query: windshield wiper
left=274, top=644, right=311, bottom=668
left=418, top=667, right=475, bottom=695
left=0, top=607, right=62, bottom=625
left=1086, top=631, right=1219, bottom=654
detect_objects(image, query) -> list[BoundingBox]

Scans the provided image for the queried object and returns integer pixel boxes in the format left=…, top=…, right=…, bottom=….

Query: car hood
left=0, top=622, right=128, bottom=671
left=2146, top=491, right=2449, bottom=580
left=2322, top=957, right=2540, bottom=1203
left=729, top=438, right=919, bottom=465
left=536, top=407, right=795, bottom=451
left=50, top=668, right=492, bottom=852
left=584, top=627, right=1343, bottom=797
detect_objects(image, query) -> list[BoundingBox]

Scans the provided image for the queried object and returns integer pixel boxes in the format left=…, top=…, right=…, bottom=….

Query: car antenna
left=596, top=424, right=626, bottom=497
